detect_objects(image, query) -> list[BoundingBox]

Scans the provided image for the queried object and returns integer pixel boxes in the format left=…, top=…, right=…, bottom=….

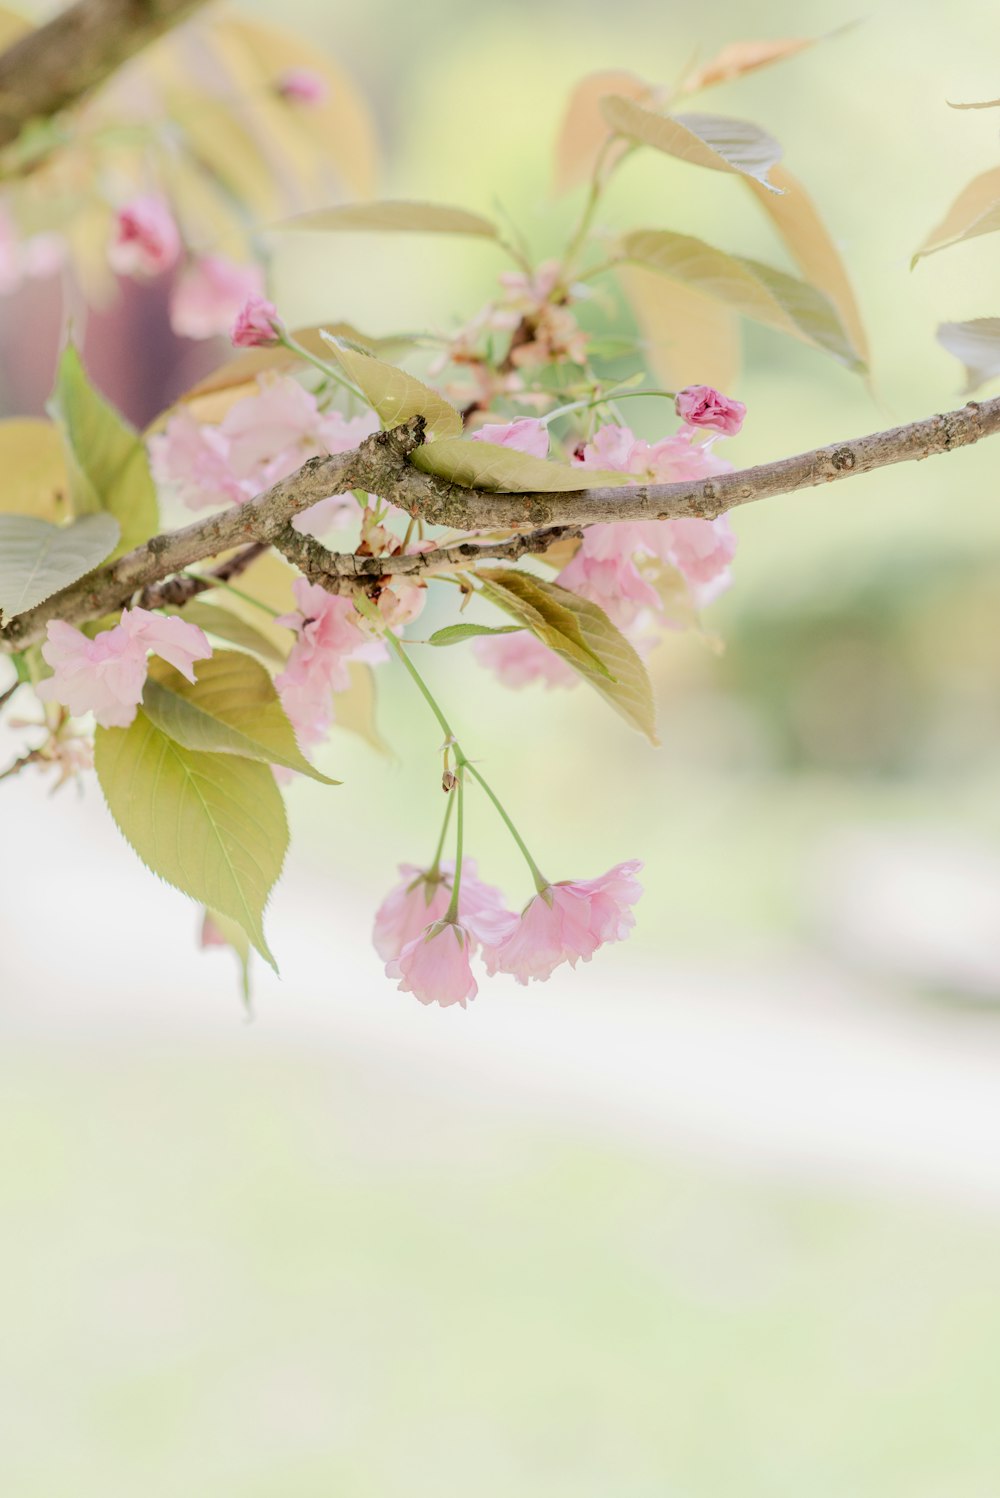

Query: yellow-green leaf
left=746, top=164, right=869, bottom=369
left=333, top=661, right=391, bottom=756
left=324, top=340, right=463, bottom=439
left=142, top=651, right=337, bottom=784
left=937, top=318, right=1000, bottom=393
left=95, top=711, right=287, bottom=967
left=601, top=97, right=783, bottom=193
left=617, top=263, right=741, bottom=392
left=0, top=419, right=69, bottom=521
left=682, top=37, right=816, bottom=93
left=552, top=70, right=653, bottom=194
left=49, top=345, right=159, bottom=555
left=202, top=907, right=252, bottom=1009
left=622, top=229, right=864, bottom=370
left=411, top=439, right=628, bottom=492
left=476, top=568, right=658, bottom=743
left=913, top=166, right=1000, bottom=264
left=281, top=200, right=499, bottom=238
left=0, top=513, right=119, bottom=620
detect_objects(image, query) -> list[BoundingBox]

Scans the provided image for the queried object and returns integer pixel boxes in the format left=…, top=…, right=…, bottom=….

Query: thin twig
left=136, top=541, right=269, bottom=610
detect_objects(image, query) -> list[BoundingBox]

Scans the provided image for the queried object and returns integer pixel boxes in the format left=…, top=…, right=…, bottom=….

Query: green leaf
left=0, top=513, right=119, bottom=620
left=428, top=622, right=524, bottom=646
left=142, top=651, right=338, bottom=784
left=165, top=600, right=288, bottom=666
left=622, top=229, right=864, bottom=370
left=476, top=567, right=658, bottom=743
left=411, top=439, right=629, bottom=492
left=322, top=338, right=463, bottom=440
left=280, top=200, right=500, bottom=238
left=0, top=419, right=69, bottom=521
left=49, top=345, right=159, bottom=555
left=202, top=907, right=252, bottom=1010
left=936, top=318, right=1000, bottom=394
left=601, top=97, right=783, bottom=192
left=912, top=166, right=1000, bottom=264
left=94, top=711, right=287, bottom=967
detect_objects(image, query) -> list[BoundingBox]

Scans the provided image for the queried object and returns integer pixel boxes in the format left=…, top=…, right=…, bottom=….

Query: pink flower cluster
left=150, top=373, right=378, bottom=525
left=37, top=608, right=211, bottom=729
left=376, top=857, right=643, bottom=1007
left=473, top=405, right=742, bottom=689
left=274, top=579, right=369, bottom=747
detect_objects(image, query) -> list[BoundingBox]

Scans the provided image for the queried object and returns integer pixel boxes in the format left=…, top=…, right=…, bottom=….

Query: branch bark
left=0, top=0, right=208, bottom=154
left=2, top=395, right=1000, bottom=652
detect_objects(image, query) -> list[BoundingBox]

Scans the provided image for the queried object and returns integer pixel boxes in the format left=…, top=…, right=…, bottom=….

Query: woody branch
left=2, top=396, right=1000, bottom=652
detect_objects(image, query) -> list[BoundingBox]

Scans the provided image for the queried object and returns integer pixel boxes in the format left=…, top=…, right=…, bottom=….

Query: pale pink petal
left=232, top=295, right=281, bottom=348
left=472, top=417, right=549, bottom=459
left=386, top=921, right=478, bottom=1008
left=484, top=861, right=643, bottom=984
left=473, top=631, right=577, bottom=689
left=675, top=384, right=746, bottom=436
left=108, top=195, right=181, bottom=279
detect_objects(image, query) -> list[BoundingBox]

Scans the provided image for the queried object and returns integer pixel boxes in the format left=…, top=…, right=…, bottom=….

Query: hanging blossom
left=150, top=374, right=378, bottom=529
left=232, top=295, right=281, bottom=348
left=374, top=858, right=513, bottom=962
left=483, top=862, right=644, bottom=984
left=387, top=921, right=480, bottom=1009
left=475, top=413, right=741, bottom=689
left=170, top=256, right=266, bottom=341
left=36, top=608, right=211, bottom=729
left=0, top=207, right=64, bottom=296
left=108, top=195, right=181, bottom=279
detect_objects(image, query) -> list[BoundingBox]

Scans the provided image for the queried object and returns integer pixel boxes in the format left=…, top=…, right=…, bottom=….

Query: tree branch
left=0, top=0, right=208, bottom=154
left=2, top=396, right=1000, bottom=652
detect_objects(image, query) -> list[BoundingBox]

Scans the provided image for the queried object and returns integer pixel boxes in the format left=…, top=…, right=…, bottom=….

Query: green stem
left=359, top=596, right=549, bottom=892
left=443, top=769, right=464, bottom=923
left=279, top=331, right=366, bottom=402
left=542, top=385, right=678, bottom=427
left=464, top=762, right=548, bottom=894
left=427, top=785, right=456, bottom=880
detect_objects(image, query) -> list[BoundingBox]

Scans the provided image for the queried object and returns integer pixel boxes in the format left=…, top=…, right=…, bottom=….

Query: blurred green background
left=6, top=0, right=1000, bottom=1493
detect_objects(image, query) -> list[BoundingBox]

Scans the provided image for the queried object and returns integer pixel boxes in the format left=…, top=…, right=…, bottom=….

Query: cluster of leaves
left=0, top=28, right=872, bottom=995
left=914, top=95, right=1000, bottom=391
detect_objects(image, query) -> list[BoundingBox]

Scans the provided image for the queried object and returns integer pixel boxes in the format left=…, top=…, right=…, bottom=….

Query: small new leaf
left=428, top=623, right=524, bottom=647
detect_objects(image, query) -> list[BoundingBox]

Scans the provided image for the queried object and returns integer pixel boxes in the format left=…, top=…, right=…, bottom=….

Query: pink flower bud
left=675, top=385, right=746, bottom=437
left=108, top=195, right=181, bottom=279
left=231, top=295, right=281, bottom=349
left=278, top=68, right=329, bottom=106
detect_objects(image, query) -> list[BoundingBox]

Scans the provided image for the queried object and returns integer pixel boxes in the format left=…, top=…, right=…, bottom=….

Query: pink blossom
left=149, top=408, right=251, bottom=510
left=473, top=630, right=576, bottom=689
left=373, top=857, right=512, bottom=962
left=662, top=515, right=736, bottom=588
left=108, top=195, right=181, bottom=278
left=472, top=417, right=549, bottom=459
left=376, top=578, right=426, bottom=631
left=36, top=607, right=210, bottom=729
left=387, top=921, right=479, bottom=1008
left=0, top=207, right=20, bottom=295
left=278, top=67, right=328, bottom=105
left=275, top=578, right=365, bottom=746
left=484, top=861, right=643, bottom=984
left=232, top=295, right=281, bottom=348
left=170, top=256, right=265, bottom=340
left=675, top=384, right=746, bottom=437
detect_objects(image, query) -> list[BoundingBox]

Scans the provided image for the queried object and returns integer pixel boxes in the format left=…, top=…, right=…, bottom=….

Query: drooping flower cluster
left=376, top=855, right=644, bottom=1007
left=37, top=608, right=211, bottom=729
